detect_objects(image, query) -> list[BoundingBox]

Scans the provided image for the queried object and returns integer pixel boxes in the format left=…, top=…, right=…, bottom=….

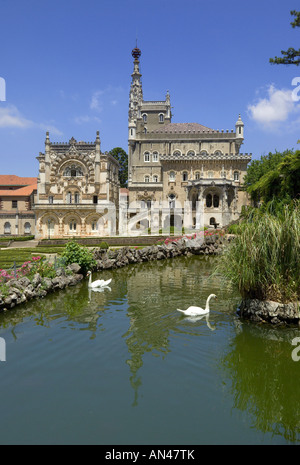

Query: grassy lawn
left=0, top=247, right=65, bottom=269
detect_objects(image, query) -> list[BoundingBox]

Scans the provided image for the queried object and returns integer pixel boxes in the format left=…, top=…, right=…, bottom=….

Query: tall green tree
left=270, top=10, right=300, bottom=65
left=108, top=147, right=128, bottom=188
left=244, top=150, right=300, bottom=204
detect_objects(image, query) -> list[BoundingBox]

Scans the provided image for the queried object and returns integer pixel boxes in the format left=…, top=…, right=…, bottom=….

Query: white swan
left=87, top=271, right=112, bottom=288
left=177, top=294, right=217, bottom=316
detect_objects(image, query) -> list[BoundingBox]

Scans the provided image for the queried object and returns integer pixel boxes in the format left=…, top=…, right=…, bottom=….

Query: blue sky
left=0, top=0, right=299, bottom=177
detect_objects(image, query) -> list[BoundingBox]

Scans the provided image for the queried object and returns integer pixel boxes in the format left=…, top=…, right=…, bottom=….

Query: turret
left=235, top=114, right=244, bottom=140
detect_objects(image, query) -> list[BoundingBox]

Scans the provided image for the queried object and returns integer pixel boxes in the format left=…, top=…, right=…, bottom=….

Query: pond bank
left=0, top=234, right=223, bottom=312
left=238, top=299, right=300, bottom=325
left=1, top=233, right=298, bottom=326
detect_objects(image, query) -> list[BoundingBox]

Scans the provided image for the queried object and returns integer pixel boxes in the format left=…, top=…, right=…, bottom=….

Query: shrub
left=227, top=223, right=242, bottom=234
left=62, top=240, right=96, bottom=275
left=18, top=256, right=57, bottom=280
left=99, top=241, right=109, bottom=249
left=215, top=201, right=300, bottom=303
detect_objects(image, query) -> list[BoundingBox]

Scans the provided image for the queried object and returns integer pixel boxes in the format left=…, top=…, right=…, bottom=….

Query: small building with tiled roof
left=0, top=175, right=37, bottom=189
left=128, top=47, right=251, bottom=230
left=0, top=177, right=37, bottom=237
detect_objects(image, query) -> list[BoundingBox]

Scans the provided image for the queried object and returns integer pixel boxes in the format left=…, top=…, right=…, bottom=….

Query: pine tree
left=270, top=10, right=300, bottom=65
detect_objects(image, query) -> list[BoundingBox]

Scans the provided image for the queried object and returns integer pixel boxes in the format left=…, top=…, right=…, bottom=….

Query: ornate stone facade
left=34, top=132, right=119, bottom=239
left=128, top=47, right=252, bottom=229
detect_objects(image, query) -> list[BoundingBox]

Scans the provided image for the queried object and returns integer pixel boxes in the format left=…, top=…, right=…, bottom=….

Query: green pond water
left=0, top=255, right=299, bottom=445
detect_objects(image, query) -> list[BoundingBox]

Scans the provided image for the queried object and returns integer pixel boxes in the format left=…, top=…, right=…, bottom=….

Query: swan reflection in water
left=183, top=313, right=216, bottom=331
left=88, top=285, right=111, bottom=303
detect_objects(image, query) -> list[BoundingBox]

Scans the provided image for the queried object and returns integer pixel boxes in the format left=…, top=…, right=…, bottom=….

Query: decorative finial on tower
left=132, top=46, right=141, bottom=60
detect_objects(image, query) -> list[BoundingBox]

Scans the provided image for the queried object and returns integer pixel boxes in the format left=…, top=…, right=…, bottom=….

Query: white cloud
left=90, top=86, right=123, bottom=112
left=74, top=115, right=102, bottom=125
left=90, top=91, right=104, bottom=112
left=248, top=84, right=300, bottom=129
left=39, top=123, right=63, bottom=136
left=0, top=105, right=34, bottom=128
left=0, top=104, right=62, bottom=135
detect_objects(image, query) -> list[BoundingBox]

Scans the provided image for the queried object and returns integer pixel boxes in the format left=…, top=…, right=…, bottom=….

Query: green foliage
left=108, top=147, right=128, bottom=187
left=62, top=240, right=96, bottom=275
left=270, top=10, right=300, bottom=66
left=245, top=150, right=300, bottom=204
left=20, top=257, right=57, bottom=280
left=227, top=223, right=242, bottom=234
left=0, top=235, right=35, bottom=242
left=0, top=283, right=9, bottom=298
left=216, top=201, right=300, bottom=303
left=99, top=241, right=109, bottom=249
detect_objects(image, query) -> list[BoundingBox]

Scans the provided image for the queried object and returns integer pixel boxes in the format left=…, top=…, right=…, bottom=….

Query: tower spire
left=129, top=45, right=143, bottom=123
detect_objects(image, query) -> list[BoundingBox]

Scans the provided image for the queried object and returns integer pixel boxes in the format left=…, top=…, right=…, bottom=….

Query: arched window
left=74, top=192, right=80, bottom=204
left=153, top=175, right=158, bottom=183
left=187, top=150, right=195, bottom=157
left=210, top=217, right=216, bottom=225
left=152, top=152, right=158, bottom=162
left=91, top=221, right=97, bottom=232
left=173, top=150, right=181, bottom=157
left=144, top=152, right=150, bottom=162
left=195, top=172, right=200, bottom=180
left=63, top=164, right=83, bottom=177
left=69, top=220, right=77, bottom=231
left=4, top=222, right=11, bottom=234
left=182, top=171, right=188, bottom=181
left=142, top=113, right=147, bottom=122
left=169, top=171, right=176, bottom=181
left=144, top=175, right=150, bottom=183
left=234, top=171, right=239, bottom=181
left=24, top=222, right=31, bottom=234
left=206, top=194, right=212, bottom=208
left=67, top=192, right=72, bottom=204
left=159, top=113, right=164, bottom=122
left=213, top=195, right=219, bottom=208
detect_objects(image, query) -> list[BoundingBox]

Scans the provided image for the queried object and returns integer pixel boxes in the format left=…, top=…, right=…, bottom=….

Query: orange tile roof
left=0, top=183, right=37, bottom=197
left=0, top=175, right=37, bottom=186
